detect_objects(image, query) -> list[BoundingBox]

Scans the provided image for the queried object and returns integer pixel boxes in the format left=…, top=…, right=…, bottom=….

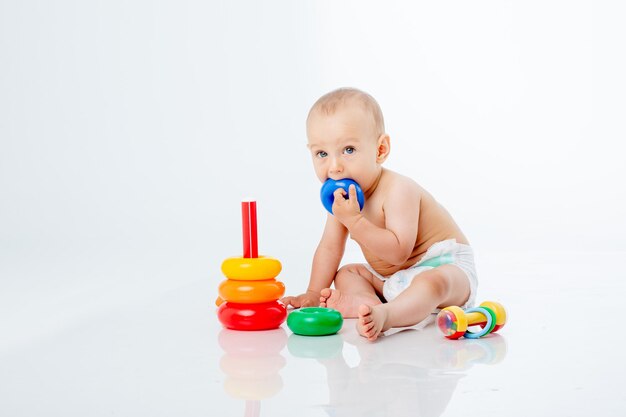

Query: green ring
left=479, top=306, right=497, bottom=335
left=287, top=307, right=343, bottom=336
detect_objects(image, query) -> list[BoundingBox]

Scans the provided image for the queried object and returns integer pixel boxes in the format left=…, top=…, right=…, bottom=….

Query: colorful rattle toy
left=287, top=307, right=343, bottom=336
left=320, top=178, right=365, bottom=215
left=216, top=201, right=287, bottom=330
left=436, top=301, right=507, bottom=340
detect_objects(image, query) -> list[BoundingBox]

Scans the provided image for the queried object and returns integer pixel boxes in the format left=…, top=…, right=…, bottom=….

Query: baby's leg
left=320, top=264, right=383, bottom=318
left=358, top=264, right=470, bottom=341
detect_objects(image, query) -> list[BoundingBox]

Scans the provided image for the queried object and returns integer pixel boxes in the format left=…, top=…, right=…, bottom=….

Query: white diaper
left=364, top=239, right=478, bottom=310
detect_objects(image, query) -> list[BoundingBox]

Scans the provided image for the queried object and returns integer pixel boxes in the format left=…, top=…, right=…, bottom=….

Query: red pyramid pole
left=242, top=201, right=258, bottom=258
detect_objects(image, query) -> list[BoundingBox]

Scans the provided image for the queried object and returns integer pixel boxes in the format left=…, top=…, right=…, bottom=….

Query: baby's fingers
left=281, top=296, right=297, bottom=308
left=348, top=184, right=357, bottom=201
left=333, top=187, right=346, bottom=201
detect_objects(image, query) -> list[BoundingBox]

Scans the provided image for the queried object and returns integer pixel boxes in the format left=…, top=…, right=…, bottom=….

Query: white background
left=1, top=1, right=625, bottom=352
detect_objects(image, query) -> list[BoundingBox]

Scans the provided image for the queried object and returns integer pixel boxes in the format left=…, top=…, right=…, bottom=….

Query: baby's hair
left=307, top=87, right=385, bottom=136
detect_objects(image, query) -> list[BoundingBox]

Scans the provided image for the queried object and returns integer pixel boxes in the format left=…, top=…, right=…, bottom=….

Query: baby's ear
left=376, top=134, right=391, bottom=163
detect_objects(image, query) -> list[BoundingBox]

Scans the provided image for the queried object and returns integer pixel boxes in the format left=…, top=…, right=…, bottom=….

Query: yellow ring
left=479, top=301, right=507, bottom=326
left=221, top=256, right=282, bottom=280
left=224, top=374, right=283, bottom=400
left=218, top=279, right=285, bottom=303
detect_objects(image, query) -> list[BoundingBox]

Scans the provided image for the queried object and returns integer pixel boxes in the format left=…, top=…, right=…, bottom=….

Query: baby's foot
left=319, top=288, right=380, bottom=318
left=357, top=304, right=391, bottom=341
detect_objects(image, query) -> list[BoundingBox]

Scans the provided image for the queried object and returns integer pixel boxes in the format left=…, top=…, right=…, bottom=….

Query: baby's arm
left=334, top=183, right=420, bottom=266
left=281, top=215, right=348, bottom=308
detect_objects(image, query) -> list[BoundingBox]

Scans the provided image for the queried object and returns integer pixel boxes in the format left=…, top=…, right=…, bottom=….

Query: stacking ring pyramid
left=216, top=201, right=287, bottom=330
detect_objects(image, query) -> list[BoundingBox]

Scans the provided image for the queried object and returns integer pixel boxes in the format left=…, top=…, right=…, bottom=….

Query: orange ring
left=218, top=279, right=285, bottom=303
left=221, top=256, right=282, bottom=280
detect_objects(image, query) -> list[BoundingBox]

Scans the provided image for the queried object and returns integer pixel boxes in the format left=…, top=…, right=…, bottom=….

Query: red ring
left=218, top=301, right=287, bottom=331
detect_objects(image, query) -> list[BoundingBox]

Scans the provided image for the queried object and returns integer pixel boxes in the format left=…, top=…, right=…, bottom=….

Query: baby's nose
left=329, top=158, right=343, bottom=173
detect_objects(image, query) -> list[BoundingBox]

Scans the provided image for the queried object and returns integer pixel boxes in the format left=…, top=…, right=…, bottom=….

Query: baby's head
left=306, top=88, right=390, bottom=190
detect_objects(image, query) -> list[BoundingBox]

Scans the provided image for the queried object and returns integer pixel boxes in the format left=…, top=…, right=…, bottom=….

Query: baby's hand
left=281, top=290, right=320, bottom=309
left=332, top=185, right=362, bottom=229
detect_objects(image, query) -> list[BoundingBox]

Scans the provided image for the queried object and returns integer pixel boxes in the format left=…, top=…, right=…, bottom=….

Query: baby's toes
left=358, top=304, right=372, bottom=318
left=360, top=313, right=372, bottom=325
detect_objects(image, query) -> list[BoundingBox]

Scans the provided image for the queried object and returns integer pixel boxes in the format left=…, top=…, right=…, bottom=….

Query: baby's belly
left=362, top=233, right=467, bottom=277
left=364, top=252, right=424, bottom=277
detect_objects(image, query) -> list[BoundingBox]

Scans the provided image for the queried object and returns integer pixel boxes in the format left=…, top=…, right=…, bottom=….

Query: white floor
left=1, top=250, right=625, bottom=416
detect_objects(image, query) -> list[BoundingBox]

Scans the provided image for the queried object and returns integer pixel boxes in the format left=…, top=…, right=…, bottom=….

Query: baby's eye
left=343, top=147, right=355, bottom=155
left=316, top=151, right=328, bottom=158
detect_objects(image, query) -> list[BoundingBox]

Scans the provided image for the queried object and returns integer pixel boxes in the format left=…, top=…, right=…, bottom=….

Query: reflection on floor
left=2, top=251, right=625, bottom=416
left=218, top=317, right=507, bottom=417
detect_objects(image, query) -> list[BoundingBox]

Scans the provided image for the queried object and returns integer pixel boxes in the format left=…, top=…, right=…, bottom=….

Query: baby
left=281, top=88, right=478, bottom=341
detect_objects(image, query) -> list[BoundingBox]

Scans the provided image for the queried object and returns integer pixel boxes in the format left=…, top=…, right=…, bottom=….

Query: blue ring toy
left=320, top=178, right=365, bottom=215
left=463, top=307, right=494, bottom=339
